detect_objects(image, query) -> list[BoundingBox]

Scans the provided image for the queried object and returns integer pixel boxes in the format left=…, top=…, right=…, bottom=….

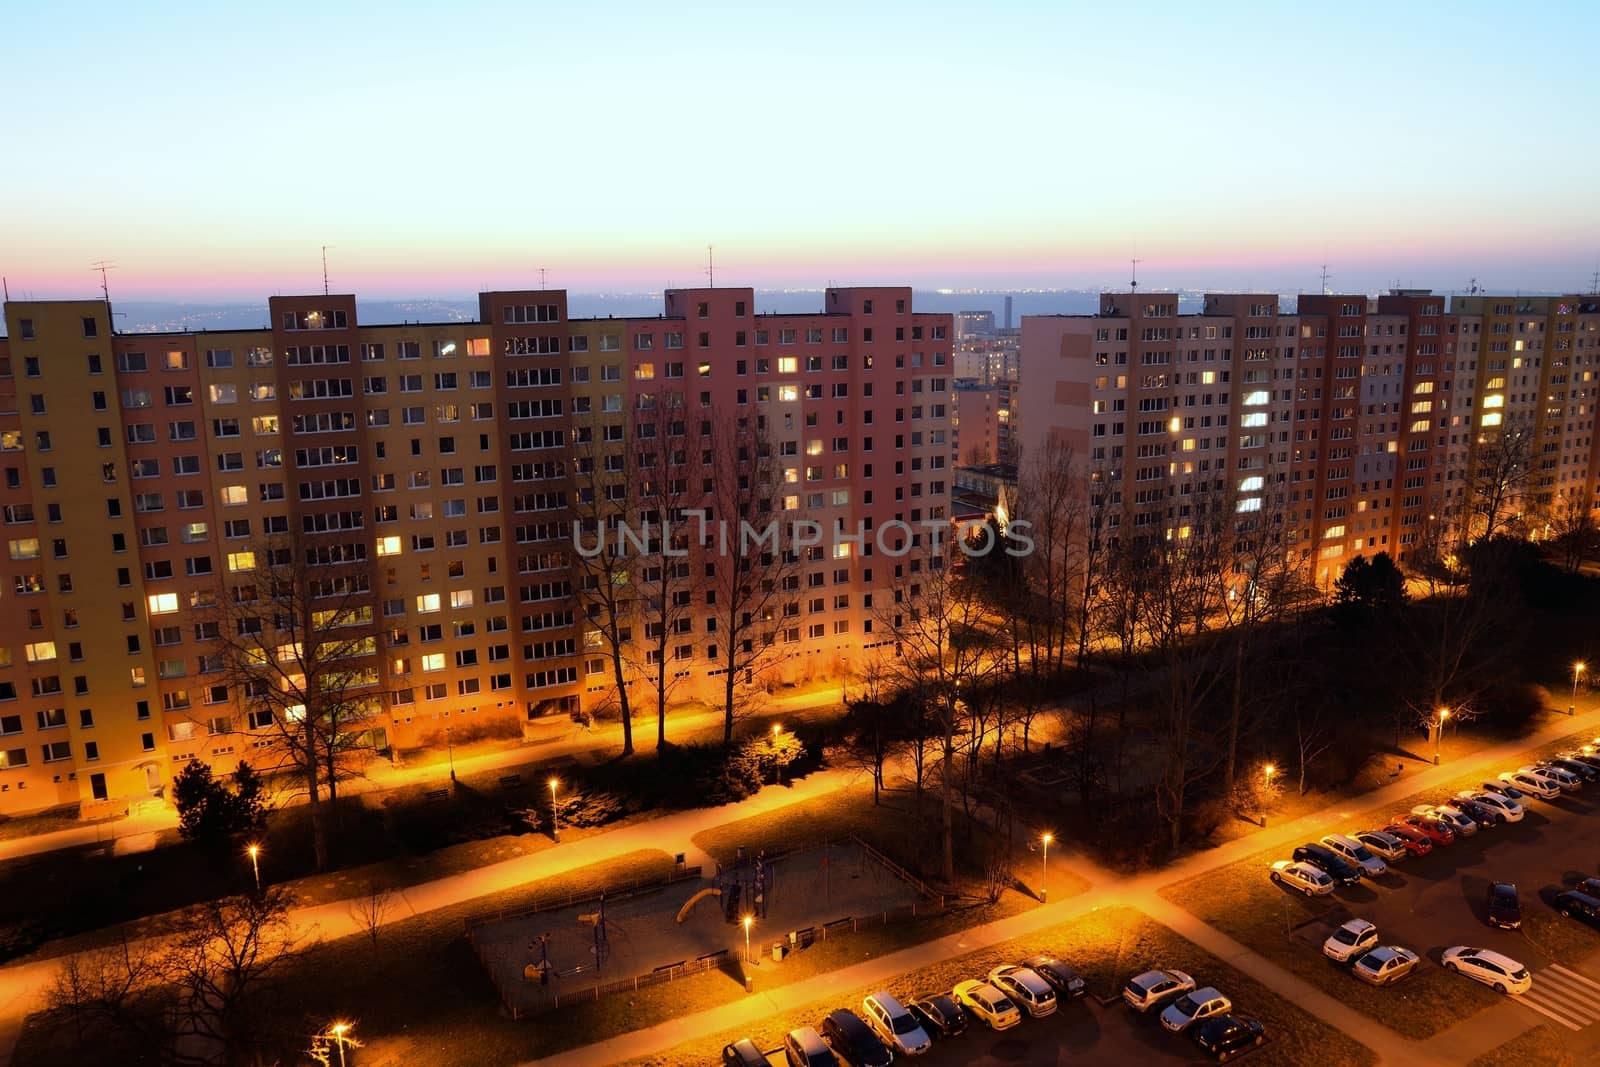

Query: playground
left=470, top=840, right=923, bottom=1015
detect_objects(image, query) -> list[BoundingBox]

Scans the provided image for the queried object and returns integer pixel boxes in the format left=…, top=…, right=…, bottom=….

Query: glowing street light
left=549, top=776, right=562, bottom=842
left=771, top=723, right=785, bottom=785
left=1040, top=833, right=1053, bottom=902
left=1434, top=707, right=1450, bottom=765
left=247, top=842, right=261, bottom=892
left=328, top=1021, right=354, bottom=1067
left=742, top=914, right=753, bottom=963
left=1262, top=765, right=1276, bottom=827
left=1572, top=662, right=1586, bottom=716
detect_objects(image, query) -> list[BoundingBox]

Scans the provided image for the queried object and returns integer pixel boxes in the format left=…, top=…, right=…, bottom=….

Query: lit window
left=778, top=357, right=798, bottom=374
left=227, top=552, right=255, bottom=572
left=416, top=593, right=441, bottom=613
left=421, top=653, right=446, bottom=672
left=148, top=593, right=179, bottom=614
left=24, top=642, right=56, bottom=663
left=450, top=590, right=473, bottom=609
left=376, top=536, right=402, bottom=556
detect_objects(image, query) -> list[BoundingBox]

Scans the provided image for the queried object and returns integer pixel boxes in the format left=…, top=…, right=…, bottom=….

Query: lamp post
left=742, top=914, right=753, bottom=963
left=1572, top=662, right=1586, bottom=716
left=1040, top=833, right=1052, bottom=902
left=1434, top=707, right=1450, bottom=765
left=548, top=776, right=561, bottom=842
left=329, top=1021, right=352, bottom=1067
left=446, top=724, right=456, bottom=782
left=247, top=843, right=261, bottom=892
left=1262, top=765, right=1276, bottom=827
left=771, top=723, right=784, bottom=785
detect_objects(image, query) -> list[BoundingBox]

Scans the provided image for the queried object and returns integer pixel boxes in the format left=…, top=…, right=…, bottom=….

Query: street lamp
left=1434, top=707, right=1450, bottom=765
left=329, top=1021, right=353, bottom=1067
left=1262, top=765, right=1276, bottom=827
left=742, top=914, right=753, bottom=963
left=1572, top=662, right=1586, bottom=716
left=1040, top=833, right=1053, bottom=902
left=446, top=724, right=456, bottom=782
left=548, top=776, right=561, bottom=842
left=771, top=723, right=784, bottom=785
left=247, top=843, right=261, bottom=892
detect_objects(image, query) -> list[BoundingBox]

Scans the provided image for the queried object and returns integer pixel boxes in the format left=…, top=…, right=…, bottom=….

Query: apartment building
left=1019, top=289, right=1600, bottom=588
left=0, top=287, right=951, bottom=816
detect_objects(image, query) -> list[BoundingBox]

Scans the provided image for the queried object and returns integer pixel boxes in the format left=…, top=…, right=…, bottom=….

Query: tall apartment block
left=0, top=288, right=952, bottom=816
left=1020, top=289, right=1600, bottom=586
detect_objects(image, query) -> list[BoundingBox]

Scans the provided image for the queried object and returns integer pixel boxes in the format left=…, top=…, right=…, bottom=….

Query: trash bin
left=772, top=943, right=787, bottom=963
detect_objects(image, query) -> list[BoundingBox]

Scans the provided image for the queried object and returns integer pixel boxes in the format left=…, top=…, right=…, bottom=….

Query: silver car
left=1320, top=833, right=1387, bottom=878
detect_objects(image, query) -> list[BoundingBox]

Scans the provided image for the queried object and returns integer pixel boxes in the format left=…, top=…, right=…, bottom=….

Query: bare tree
left=349, top=880, right=395, bottom=946
left=47, top=936, right=163, bottom=1049
left=208, top=532, right=381, bottom=871
left=880, top=537, right=1003, bottom=883
left=701, top=410, right=798, bottom=742
left=568, top=412, right=637, bottom=756
left=1293, top=703, right=1335, bottom=796
left=1466, top=422, right=1535, bottom=543
left=631, top=393, right=700, bottom=748
left=1009, top=436, right=1086, bottom=679
left=1548, top=496, right=1599, bottom=574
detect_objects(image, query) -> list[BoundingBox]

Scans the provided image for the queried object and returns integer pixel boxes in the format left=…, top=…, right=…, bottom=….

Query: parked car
left=1549, top=757, right=1600, bottom=783
left=908, top=994, right=967, bottom=1040
left=1504, top=768, right=1563, bottom=799
left=1160, top=987, right=1232, bottom=1032
left=1291, top=843, right=1362, bottom=886
left=1555, top=891, right=1600, bottom=931
left=1415, top=804, right=1477, bottom=837
left=1352, top=945, right=1420, bottom=986
left=1481, top=779, right=1530, bottom=802
left=1442, top=946, right=1532, bottom=994
left=1322, top=918, right=1379, bottom=963
left=1438, top=802, right=1494, bottom=831
left=784, top=1028, right=841, bottom=1067
left=1190, top=1013, right=1265, bottom=1062
left=952, top=980, right=1022, bottom=1030
left=1577, top=876, right=1600, bottom=898
left=1320, top=834, right=1388, bottom=878
left=1558, top=751, right=1600, bottom=773
left=1270, top=860, right=1336, bottom=897
left=1023, top=955, right=1086, bottom=998
left=724, top=1038, right=770, bottom=1067
left=1532, top=763, right=1583, bottom=792
left=1378, top=822, right=1435, bottom=857
left=1457, top=790, right=1523, bottom=823
left=1123, top=968, right=1196, bottom=1012
left=1354, top=829, right=1410, bottom=862
left=1486, top=882, right=1522, bottom=929
left=862, top=992, right=931, bottom=1056
left=1395, top=813, right=1455, bottom=845
left=820, top=1009, right=893, bottom=1067
left=987, top=965, right=1057, bottom=1018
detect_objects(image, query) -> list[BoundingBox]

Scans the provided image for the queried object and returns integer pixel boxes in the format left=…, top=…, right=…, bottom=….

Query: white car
left=1501, top=770, right=1561, bottom=800
left=1412, top=804, right=1477, bottom=837
left=1534, top=764, right=1582, bottom=792
left=1352, top=945, right=1420, bottom=986
left=1354, top=830, right=1409, bottom=862
left=952, top=979, right=1022, bottom=1030
left=1442, top=946, right=1532, bottom=995
left=1320, top=834, right=1388, bottom=877
left=1322, top=918, right=1380, bottom=963
left=1122, top=968, right=1195, bottom=1012
left=1481, top=780, right=1528, bottom=802
left=862, top=991, right=931, bottom=1056
left=1457, top=790, right=1524, bottom=822
left=987, top=965, right=1057, bottom=1018
left=1269, top=860, right=1336, bottom=897
left=1159, top=987, right=1231, bottom=1032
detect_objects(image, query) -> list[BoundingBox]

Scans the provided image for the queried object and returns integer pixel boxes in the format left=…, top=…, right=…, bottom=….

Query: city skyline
left=3, top=1, right=1597, bottom=299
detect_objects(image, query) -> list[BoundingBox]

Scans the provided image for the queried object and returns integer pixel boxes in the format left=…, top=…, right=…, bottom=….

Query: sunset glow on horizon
left=3, top=0, right=1597, bottom=301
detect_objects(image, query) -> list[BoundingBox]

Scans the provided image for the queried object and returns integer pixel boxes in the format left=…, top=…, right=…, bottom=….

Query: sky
left=2, top=0, right=1597, bottom=301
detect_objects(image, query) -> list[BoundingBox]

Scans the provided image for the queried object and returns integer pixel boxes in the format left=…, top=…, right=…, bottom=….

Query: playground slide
left=675, top=887, right=721, bottom=924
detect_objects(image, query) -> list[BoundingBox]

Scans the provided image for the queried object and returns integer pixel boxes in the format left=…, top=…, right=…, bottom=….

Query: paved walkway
left=523, top=702, right=1600, bottom=1067
left=0, top=684, right=846, bottom=867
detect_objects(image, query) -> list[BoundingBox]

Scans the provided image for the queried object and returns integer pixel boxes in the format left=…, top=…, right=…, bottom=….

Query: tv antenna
left=1589, top=267, right=1599, bottom=296
left=539, top=267, right=548, bottom=290
left=321, top=246, right=334, bottom=296
left=91, top=260, right=116, bottom=303
left=706, top=245, right=715, bottom=289
left=1468, top=277, right=1480, bottom=295
left=1129, top=258, right=1140, bottom=293
left=1319, top=263, right=1332, bottom=295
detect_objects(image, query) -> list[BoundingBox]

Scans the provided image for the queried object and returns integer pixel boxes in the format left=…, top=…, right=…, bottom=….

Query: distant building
left=952, top=379, right=1002, bottom=467
left=1004, top=296, right=1014, bottom=331
left=955, top=310, right=995, bottom=340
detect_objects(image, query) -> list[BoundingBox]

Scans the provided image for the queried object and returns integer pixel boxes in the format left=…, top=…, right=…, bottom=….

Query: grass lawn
left=617, top=906, right=1377, bottom=1067
left=1467, top=1023, right=1573, bottom=1067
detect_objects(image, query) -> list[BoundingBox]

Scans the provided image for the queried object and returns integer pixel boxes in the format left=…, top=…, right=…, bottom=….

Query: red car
left=1380, top=822, right=1436, bottom=856
left=1395, top=813, right=1455, bottom=845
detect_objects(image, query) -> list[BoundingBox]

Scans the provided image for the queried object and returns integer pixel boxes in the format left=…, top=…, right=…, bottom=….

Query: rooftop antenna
left=706, top=245, right=715, bottom=289
left=1129, top=258, right=1140, bottom=293
left=91, top=260, right=116, bottom=304
left=321, top=246, right=333, bottom=296
left=1469, top=277, right=1480, bottom=295
left=1589, top=267, right=1599, bottom=296
left=1319, top=263, right=1332, bottom=296
left=2, top=277, right=8, bottom=302
left=539, top=267, right=547, bottom=291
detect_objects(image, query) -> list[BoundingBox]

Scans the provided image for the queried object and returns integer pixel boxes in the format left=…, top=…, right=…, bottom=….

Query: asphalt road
left=908, top=996, right=1229, bottom=1066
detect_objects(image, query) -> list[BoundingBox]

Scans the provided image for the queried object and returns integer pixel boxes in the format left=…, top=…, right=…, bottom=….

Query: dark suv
left=1191, top=1013, right=1266, bottom=1061
left=820, top=1010, right=892, bottom=1067
left=1291, top=843, right=1361, bottom=887
left=1486, top=882, right=1522, bottom=929
left=909, top=994, right=967, bottom=1039
left=1555, top=890, right=1600, bottom=931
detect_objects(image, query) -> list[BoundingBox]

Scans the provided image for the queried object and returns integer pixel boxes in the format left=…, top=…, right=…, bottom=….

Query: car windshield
left=1351, top=845, right=1374, bottom=861
left=1492, top=888, right=1516, bottom=905
left=1334, top=928, right=1360, bottom=944
left=891, top=1014, right=918, bottom=1035
left=1512, top=968, right=1529, bottom=980
left=991, top=994, right=1016, bottom=1012
left=1173, top=993, right=1199, bottom=1013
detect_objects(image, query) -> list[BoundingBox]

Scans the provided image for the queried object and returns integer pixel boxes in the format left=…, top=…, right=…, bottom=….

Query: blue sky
left=2, top=1, right=1596, bottom=298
